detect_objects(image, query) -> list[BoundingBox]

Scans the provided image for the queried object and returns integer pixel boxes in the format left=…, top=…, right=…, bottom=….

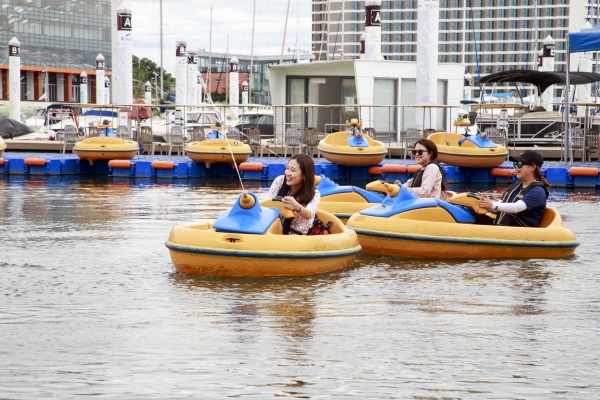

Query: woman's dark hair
left=533, top=165, right=551, bottom=188
left=288, top=154, right=316, bottom=205
left=414, top=138, right=448, bottom=191
left=414, top=138, right=438, bottom=160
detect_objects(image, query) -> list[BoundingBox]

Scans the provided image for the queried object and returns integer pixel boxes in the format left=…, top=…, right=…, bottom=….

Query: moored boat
left=317, top=119, right=387, bottom=166
left=428, top=131, right=508, bottom=168
left=185, top=138, right=251, bottom=168
left=165, top=193, right=361, bottom=276
left=346, top=185, right=578, bottom=259
left=73, top=136, right=138, bottom=164
left=185, top=124, right=251, bottom=167
left=316, top=175, right=390, bottom=223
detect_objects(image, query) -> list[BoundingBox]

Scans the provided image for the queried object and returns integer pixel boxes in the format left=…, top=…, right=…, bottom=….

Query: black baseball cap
left=509, top=150, right=544, bottom=168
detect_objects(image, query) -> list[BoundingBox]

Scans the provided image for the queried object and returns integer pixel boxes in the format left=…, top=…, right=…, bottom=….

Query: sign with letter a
left=118, top=13, right=132, bottom=31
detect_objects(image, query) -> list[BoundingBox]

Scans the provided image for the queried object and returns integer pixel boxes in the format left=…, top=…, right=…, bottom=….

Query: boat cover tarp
left=479, top=69, right=600, bottom=94
left=81, top=110, right=118, bottom=118
left=570, top=24, right=600, bottom=53
left=0, top=115, right=34, bottom=139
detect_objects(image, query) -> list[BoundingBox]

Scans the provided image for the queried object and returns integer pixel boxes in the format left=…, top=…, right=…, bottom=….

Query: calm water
left=1, top=176, right=599, bottom=399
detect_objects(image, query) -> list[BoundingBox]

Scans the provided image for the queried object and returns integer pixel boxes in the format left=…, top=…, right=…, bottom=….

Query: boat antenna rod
left=468, top=0, right=482, bottom=100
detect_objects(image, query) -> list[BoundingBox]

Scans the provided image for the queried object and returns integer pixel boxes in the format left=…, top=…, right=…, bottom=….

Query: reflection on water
left=1, top=176, right=599, bottom=398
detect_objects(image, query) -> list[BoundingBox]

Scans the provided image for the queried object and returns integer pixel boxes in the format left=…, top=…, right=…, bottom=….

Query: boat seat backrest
left=538, top=207, right=559, bottom=228
left=315, top=209, right=344, bottom=235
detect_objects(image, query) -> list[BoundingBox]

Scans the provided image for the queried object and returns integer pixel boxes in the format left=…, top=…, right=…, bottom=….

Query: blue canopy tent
left=566, top=24, right=600, bottom=162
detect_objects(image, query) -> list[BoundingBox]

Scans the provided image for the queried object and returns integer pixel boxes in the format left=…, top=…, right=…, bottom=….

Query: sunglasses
left=411, top=149, right=430, bottom=156
left=513, top=161, right=533, bottom=168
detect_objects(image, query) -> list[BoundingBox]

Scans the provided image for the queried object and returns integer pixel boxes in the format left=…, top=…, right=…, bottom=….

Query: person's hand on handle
left=282, top=196, right=301, bottom=212
left=477, top=193, right=494, bottom=210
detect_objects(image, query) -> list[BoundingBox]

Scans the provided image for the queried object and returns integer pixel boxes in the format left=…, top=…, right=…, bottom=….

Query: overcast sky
left=127, top=0, right=312, bottom=73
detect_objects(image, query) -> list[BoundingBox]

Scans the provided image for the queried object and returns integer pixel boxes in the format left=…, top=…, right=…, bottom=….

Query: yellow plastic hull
left=319, top=192, right=376, bottom=223
left=73, top=137, right=138, bottom=161
left=318, top=132, right=387, bottom=166
left=0, top=137, right=5, bottom=156
left=166, top=210, right=362, bottom=276
left=186, top=139, right=251, bottom=165
left=428, top=132, right=508, bottom=168
left=346, top=207, right=578, bottom=259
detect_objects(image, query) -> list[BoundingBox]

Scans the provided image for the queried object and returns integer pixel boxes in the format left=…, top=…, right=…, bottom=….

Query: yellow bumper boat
left=166, top=193, right=361, bottom=276
left=0, top=137, right=6, bottom=156
left=185, top=138, right=251, bottom=168
left=73, top=136, right=138, bottom=163
left=317, top=119, right=387, bottom=166
left=346, top=185, right=578, bottom=259
left=428, top=131, right=508, bottom=168
left=185, top=125, right=251, bottom=167
left=316, top=175, right=392, bottom=223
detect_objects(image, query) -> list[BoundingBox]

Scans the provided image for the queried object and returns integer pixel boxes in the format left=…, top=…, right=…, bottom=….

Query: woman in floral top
left=265, top=154, right=320, bottom=235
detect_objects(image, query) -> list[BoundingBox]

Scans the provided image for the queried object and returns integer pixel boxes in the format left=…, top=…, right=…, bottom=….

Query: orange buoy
left=151, top=161, right=175, bottom=170
left=108, top=160, right=132, bottom=169
left=24, top=158, right=46, bottom=166
left=368, top=166, right=383, bottom=175
left=491, top=168, right=515, bottom=177
left=407, top=164, right=421, bottom=174
left=382, top=164, right=407, bottom=174
left=239, top=162, right=264, bottom=171
left=569, top=167, right=599, bottom=177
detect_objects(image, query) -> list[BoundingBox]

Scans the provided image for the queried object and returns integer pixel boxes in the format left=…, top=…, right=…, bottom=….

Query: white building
left=312, top=0, right=592, bottom=96
left=268, top=59, right=465, bottom=140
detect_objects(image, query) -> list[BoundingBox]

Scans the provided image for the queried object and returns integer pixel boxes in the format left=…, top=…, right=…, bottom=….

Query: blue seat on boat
left=435, top=200, right=476, bottom=223
left=316, top=174, right=339, bottom=193
left=317, top=175, right=384, bottom=202
left=347, top=134, right=369, bottom=148
left=361, top=186, right=438, bottom=217
left=213, top=193, right=279, bottom=234
left=458, top=134, right=497, bottom=148
left=353, top=187, right=385, bottom=203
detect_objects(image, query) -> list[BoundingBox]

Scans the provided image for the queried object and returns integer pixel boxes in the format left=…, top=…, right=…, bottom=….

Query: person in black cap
left=477, top=150, right=551, bottom=227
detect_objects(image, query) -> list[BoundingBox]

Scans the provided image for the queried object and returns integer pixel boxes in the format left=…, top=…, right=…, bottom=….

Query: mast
left=249, top=0, right=257, bottom=102
left=160, top=0, right=163, bottom=101
left=208, top=8, right=213, bottom=101
left=280, top=0, right=292, bottom=64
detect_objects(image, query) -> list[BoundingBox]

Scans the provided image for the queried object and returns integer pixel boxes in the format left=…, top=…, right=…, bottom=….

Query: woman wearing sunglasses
left=477, top=150, right=551, bottom=227
left=401, top=138, right=450, bottom=201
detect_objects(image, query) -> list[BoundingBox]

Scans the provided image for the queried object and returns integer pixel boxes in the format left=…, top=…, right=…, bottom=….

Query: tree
left=132, top=55, right=174, bottom=101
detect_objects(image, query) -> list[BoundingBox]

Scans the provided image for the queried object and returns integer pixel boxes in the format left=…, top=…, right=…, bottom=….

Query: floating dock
left=1, top=151, right=599, bottom=188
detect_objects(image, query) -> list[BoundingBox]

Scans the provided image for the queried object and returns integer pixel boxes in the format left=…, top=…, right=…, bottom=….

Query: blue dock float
left=1, top=152, right=599, bottom=188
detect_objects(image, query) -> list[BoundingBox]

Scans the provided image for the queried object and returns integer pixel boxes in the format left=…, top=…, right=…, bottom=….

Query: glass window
left=373, top=79, right=397, bottom=133
left=400, top=79, right=417, bottom=129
